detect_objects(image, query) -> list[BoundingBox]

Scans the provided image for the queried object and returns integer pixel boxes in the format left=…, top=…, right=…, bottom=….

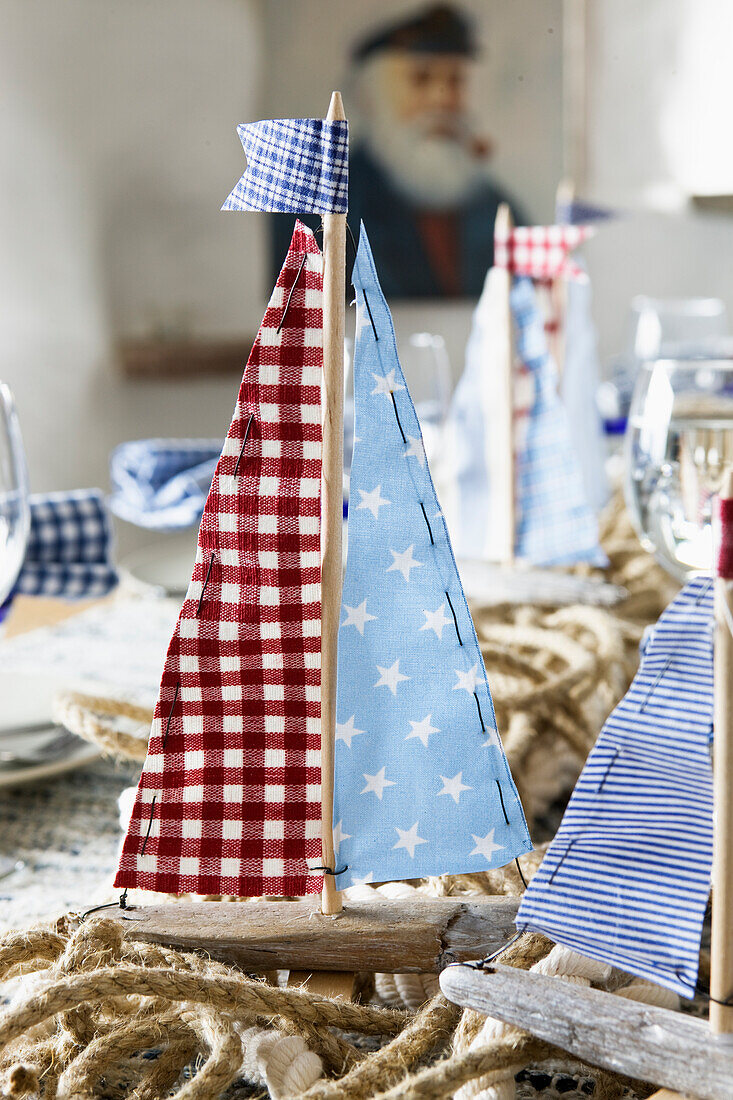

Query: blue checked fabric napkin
left=14, top=489, right=117, bottom=599
left=109, top=439, right=222, bottom=531
left=332, top=224, right=531, bottom=889
left=517, top=576, right=714, bottom=998
left=222, top=118, right=349, bottom=215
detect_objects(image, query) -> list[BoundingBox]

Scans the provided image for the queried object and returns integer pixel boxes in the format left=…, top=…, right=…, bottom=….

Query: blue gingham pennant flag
left=443, top=274, right=605, bottom=567
left=222, top=118, right=348, bottom=215
left=15, top=489, right=118, bottom=599
left=517, top=576, right=714, bottom=998
left=332, top=224, right=531, bottom=888
left=109, top=439, right=222, bottom=531
left=556, top=196, right=618, bottom=226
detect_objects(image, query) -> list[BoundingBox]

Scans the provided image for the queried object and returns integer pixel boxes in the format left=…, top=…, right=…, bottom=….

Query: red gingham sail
left=494, top=223, right=593, bottom=282
left=116, top=222, right=324, bottom=897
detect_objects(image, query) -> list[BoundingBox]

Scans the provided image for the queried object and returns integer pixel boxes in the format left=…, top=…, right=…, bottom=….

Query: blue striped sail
left=517, top=576, right=714, bottom=997
left=331, top=224, right=532, bottom=889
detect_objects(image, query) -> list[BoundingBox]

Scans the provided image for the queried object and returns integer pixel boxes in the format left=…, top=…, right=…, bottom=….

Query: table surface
left=1, top=596, right=138, bottom=930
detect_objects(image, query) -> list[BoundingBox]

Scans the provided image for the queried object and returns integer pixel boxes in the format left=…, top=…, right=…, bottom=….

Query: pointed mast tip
left=327, top=91, right=346, bottom=122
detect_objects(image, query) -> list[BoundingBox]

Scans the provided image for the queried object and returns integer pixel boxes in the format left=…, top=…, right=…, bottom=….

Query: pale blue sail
left=332, top=225, right=532, bottom=889
left=517, top=576, right=715, bottom=998
left=443, top=274, right=606, bottom=567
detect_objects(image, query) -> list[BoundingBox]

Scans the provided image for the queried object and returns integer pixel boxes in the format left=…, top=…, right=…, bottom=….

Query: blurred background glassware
left=399, top=332, right=452, bottom=465
left=630, top=295, right=729, bottom=361
left=0, top=383, right=30, bottom=611
left=601, top=296, right=730, bottom=490
left=343, top=331, right=452, bottom=489
left=624, top=349, right=733, bottom=580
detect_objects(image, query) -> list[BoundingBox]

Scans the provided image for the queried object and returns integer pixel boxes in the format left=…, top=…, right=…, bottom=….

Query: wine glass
left=0, top=384, right=30, bottom=612
left=398, top=332, right=452, bottom=464
left=629, top=296, right=729, bottom=361
left=624, top=352, right=733, bottom=580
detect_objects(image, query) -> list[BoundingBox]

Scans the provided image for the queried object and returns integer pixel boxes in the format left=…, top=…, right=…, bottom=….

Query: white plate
left=0, top=739, right=101, bottom=789
left=118, top=530, right=197, bottom=596
left=0, top=669, right=101, bottom=789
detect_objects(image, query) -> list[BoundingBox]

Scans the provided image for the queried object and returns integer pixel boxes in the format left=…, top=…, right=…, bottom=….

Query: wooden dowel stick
left=494, top=203, right=515, bottom=564
left=711, top=466, right=733, bottom=1032
left=551, top=178, right=574, bottom=380
left=319, top=90, right=346, bottom=917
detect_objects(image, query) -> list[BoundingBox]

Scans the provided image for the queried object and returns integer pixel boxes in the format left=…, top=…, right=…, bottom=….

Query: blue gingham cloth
left=444, top=275, right=605, bottom=567
left=222, top=118, right=349, bottom=215
left=555, top=197, right=617, bottom=225
left=15, top=489, right=118, bottom=599
left=517, top=577, right=714, bottom=999
left=513, top=278, right=606, bottom=565
left=332, top=224, right=531, bottom=889
left=108, top=439, right=222, bottom=531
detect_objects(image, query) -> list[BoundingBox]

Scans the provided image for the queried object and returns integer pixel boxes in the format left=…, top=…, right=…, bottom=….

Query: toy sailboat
left=440, top=205, right=606, bottom=570
left=113, top=95, right=531, bottom=967
left=441, top=482, right=733, bottom=1098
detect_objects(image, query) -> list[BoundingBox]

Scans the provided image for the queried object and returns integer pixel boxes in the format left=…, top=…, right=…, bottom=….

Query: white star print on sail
left=357, top=485, right=390, bottom=520
left=333, top=820, right=351, bottom=853
left=336, top=716, right=364, bottom=748
left=387, top=545, right=422, bottom=582
left=438, top=773, right=472, bottom=804
left=420, top=603, right=452, bottom=640
left=375, top=660, right=409, bottom=695
left=405, top=714, right=440, bottom=747
left=393, top=822, right=428, bottom=859
left=342, top=599, right=377, bottom=635
left=453, top=663, right=482, bottom=694
left=355, top=304, right=372, bottom=340
left=404, top=435, right=426, bottom=467
left=351, top=872, right=375, bottom=885
left=483, top=727, right=502, bottom=751
left=361, top=767, right=396, bottom=799
left=470, top=829, right=504, bottom=862
left=371, top=369, right=405, bottom=398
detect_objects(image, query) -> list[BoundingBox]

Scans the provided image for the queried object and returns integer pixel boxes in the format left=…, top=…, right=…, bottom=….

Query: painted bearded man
left=270, top=4, right=524, bottom=298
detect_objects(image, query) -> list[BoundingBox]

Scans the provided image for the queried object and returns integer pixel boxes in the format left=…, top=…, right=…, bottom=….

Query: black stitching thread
left=196, top=553, right=217, bottom=617
left=234, top=415, right=255, bottom=476
left=548, top=838, right=577, bottom=884
left=390, top=391, right=407, bottom=444
left=445, top=590, right=463, bottom=646
left=471, top=690, right=482, bottom=734
left=162, top=682, right=180, bottom=748
left=361, top=288, right=378, bottom=340
left=276, top=252, right=308, bottom=333
left=140, top=796, right=158, bottom=856
left=419, top=503, right=435, bottom=545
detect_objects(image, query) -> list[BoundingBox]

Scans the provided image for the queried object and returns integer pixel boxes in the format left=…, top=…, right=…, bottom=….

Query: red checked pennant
left=116, top=222, right=324, bottom=898
left=494, top=224, right=593, bottom=282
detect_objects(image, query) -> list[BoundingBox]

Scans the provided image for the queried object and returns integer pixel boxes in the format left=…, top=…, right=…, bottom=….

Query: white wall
left=0, top=0, right=266, bottom=513
left=584, top=0, right=733, bottom=360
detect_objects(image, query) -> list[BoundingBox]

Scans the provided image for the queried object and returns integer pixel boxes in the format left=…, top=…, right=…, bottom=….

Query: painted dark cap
left=352, top=4, right=478, bottom=63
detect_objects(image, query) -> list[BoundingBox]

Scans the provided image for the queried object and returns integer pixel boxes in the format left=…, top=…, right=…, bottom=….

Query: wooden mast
left=319, top=90, right=346, bottom=917
left=494, top=202, right=516, bottom=564
left=711, top=466, right=733, bottom=1033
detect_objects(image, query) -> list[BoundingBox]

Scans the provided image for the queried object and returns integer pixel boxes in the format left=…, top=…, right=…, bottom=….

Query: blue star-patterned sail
left=332, top=225, right=532, bottom=888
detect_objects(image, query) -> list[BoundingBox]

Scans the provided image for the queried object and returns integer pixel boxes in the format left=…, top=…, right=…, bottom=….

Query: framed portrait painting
left=264, top=0, right=564, bottom=299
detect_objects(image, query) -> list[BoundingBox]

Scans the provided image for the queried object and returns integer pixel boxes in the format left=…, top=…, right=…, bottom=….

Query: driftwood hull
left=107, top=896, right=519, bottom=973
left=440, top=963, right=733, bottom=1100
